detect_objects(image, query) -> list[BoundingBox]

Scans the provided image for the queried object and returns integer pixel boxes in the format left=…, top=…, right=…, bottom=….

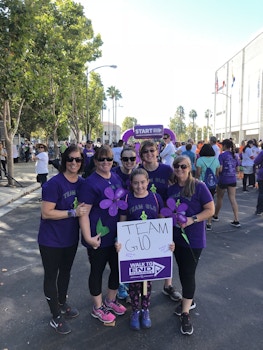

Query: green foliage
left=121, top=116, right=137, bottom=132
left=169, top=106, right=187, bottom=141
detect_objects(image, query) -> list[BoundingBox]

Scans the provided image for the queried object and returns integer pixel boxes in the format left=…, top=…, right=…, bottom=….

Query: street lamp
left=86, top=65, right=117, bottom=141
left=212, top=91, right=232, bottom=138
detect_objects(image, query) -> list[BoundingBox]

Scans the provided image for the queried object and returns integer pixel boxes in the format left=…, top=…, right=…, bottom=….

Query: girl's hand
left=89, top=234, right=101, bottom=249
left=169, top=242, right=175, bottom=252
left=76, top=203, right=88, bottom=217
left=115, top=242, right=122, bottom=253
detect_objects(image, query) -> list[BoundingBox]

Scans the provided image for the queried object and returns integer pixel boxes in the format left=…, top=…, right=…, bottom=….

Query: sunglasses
left=174, top=164, right=188, bottom=169
left=38, top=146, right=44, bottom=149
left=97, top=157, right=113, bottom=162
left=142, top=149, right=156, bottom=154
left=66, top=157, right=82, bottom=163
left=163, top=137, right=168, bottom=140
left=122, top=156, right=136, bottom=162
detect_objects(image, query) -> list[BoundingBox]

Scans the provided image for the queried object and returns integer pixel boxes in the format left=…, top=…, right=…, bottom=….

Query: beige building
left=214, top=30, right=263, bottom=145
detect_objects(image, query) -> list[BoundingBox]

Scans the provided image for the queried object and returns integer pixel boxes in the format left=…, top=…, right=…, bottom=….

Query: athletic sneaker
left=230, top=221, right=241, bottom=228
left=212, top=216, right=219, bottom=222
left=206, top=223, right=212, bottom=231
left=50, top=315, right=71, bottom=335
left=104, top=298, right=127, bottom=315
left=141, top=309, right=151, bottom=329
left=180, top=312, right=193, bottom=335
left=59, top=302, right=79, bottom=319
left=174, top=300, right=196, bottom=316
left=130, top=310, right=140, bottom=331
left=91, top=305, right=116, bottom=323
left=117, top=284, right=129, bottom=300
left=162, top=285, right=182, bottom=302
left=255, top=211, right=263, bottom=215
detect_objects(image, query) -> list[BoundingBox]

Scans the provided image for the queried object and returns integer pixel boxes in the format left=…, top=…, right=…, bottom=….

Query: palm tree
left=204, top=109, right=212, bottom=141
left=106, top=86, right=122, bottom=142
left=189, top=109, right=197, bottom=140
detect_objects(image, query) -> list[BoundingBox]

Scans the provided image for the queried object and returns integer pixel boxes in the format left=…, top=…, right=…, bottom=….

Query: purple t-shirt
left=167, top=181, right=213, bottom=249
left=78, top=171, right=123, bottom=249
left=38, top=173, right=84, bottom=247
left=139, top=163, right=173, bottom=200
left=122, top=192, right=164, bottom=220
left=111, top=166, right=130, bottom=189
left=218, top=151, right=239, bottom=185
left=254, top=150, right=263, bottom=181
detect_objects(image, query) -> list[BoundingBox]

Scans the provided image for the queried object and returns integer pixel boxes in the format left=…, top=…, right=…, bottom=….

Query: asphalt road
left=1, top=185, right=263, bottom=350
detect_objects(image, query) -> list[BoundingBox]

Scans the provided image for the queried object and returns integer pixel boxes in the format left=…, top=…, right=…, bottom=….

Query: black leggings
left=174, top=245, right=202, bottom=299
left=87, top=246, right=119, bottom=296
left=39, top=244, right=78, bottom=318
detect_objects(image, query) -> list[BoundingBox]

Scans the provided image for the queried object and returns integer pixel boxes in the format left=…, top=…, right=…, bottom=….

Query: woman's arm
left=41, top=201, right=87, bottom=220
left=182, top=201, right=215, bottom=228
left=79, top=204, right=101, bottom=249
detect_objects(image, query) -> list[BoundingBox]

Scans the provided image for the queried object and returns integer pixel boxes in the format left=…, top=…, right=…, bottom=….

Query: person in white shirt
left=210, top=136, right=220, bottom=159
left=112, top=139, right=124, bottom=166
left=33, top=143, right=49, bottom=186
left=159, top=133, right=175, bottom=168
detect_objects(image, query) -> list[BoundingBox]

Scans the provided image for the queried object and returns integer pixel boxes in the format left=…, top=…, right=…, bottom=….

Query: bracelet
left=67, top=209, right=76, bottom=218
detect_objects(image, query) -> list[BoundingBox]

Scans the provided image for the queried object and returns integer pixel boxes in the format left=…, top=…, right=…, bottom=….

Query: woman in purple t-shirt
left=78, top=145, right=127, bottom=325
left=167, top=155, right=214, bottom=336
left=38, top=145, right=87, bottom=335
left=213, top=139, right=240, bottom=227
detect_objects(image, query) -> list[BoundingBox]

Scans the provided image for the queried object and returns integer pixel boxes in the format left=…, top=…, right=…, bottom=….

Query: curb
left=0, top=183, right=41, bottom=208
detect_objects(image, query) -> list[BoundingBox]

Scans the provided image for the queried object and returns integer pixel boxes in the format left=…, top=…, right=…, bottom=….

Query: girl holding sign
left=166, top=156, right=214, bottom=336
left=116, top=168, right=175, bottom=331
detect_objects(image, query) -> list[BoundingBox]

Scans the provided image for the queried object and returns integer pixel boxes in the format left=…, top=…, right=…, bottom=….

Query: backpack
left=202, top=159, right=217, bottom=190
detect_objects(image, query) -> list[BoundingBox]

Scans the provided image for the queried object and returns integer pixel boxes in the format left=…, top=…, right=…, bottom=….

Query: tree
left=189, top=109, right=197, bottom=140
left=169, top=106, right=186, bottom=141
left=121, top=117, right=137, bottom=133
left=204, top=109, right=212, bottom=141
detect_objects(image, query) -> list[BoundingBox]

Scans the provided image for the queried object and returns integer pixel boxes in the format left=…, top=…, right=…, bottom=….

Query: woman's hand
left=89, top=234, right=101, bottom=249
left=75, top=202, right=88, bottom=217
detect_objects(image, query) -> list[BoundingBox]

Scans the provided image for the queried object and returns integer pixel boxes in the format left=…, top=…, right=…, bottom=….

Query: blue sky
left=78, top=0, right=263, bottom=130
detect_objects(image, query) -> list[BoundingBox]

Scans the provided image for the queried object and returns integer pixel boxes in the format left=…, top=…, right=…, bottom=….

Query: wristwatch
left=68, top=209, right=76, bottom=218
left=192, top=215, right=198, bottom=223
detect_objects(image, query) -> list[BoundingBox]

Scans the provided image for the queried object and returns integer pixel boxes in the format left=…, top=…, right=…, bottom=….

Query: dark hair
left=186, top=143, right=192, bottom=151
left=60, top=144, right=84, bottom=173
left=222, top=139, right=235, bottom=158
left=199, top=143, right=215, bottom=157
left=243, top=140, right=254, bottom=153
left=120, top=146, right=136, bottom=158
left=94, top=144, right=113, bottom=160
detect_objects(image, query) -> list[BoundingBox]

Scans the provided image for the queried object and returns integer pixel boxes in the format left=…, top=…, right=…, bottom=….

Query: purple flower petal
left=177, top=213, right=187, bottom=224
left=114, top=187, right=126, bottom=199
left=172, top=214, right=178, bottom=226
left=166, top=197, right=176, bottom=211
left=117, top=199, right=128, bottom=210
left=109, top=202, right=118, bottom=216
left=104, top=187, right=114, bottom=200
left=99, top=199, right=112, bottom=209
left=177, top=202, right=188, bottom=212
left=160, top=207, right=173, bottom=217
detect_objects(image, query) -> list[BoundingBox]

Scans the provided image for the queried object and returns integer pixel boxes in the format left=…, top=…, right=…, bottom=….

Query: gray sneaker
left=50, top=315, right=71, bottom=335
left=162, top=285, right=182, bottom=302
left=174, top=300, right=196, bottom=316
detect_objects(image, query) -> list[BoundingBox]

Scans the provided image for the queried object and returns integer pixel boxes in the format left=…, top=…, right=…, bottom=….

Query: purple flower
left=99, top=187, right=128, bottom=216
left=160, top=198, right=188, bottom=226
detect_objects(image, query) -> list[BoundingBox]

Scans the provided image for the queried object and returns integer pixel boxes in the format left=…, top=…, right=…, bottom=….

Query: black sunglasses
left=38, top=146, right=44, bottom=149
left=122, top=156, right=136, bottom=162
left=97, top=157, right=113, bottom=162
left=142, top=149, right=156, bottom=154
left=163, top=137, right=168, bottom=140
left=174, top=164, right=188, bottom=169
left=66, top=157, right=82, bottom=163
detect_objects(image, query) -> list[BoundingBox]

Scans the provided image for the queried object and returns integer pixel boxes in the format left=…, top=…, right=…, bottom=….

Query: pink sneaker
left=91, top=305, right=116, bottom=323
left=104, top=298, right=127, bottom=315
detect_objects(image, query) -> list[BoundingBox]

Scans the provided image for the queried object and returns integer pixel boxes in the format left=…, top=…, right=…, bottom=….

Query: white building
left=214, top=30, right=263, bottom=144
left=101, top=121, right=121, bottom=145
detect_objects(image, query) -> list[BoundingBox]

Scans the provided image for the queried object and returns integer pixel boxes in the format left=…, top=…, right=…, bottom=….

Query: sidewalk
left=0, top=161, right=57, bottom=208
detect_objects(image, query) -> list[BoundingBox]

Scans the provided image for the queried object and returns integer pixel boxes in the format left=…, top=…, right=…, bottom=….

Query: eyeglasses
left=97, top=157, right=113, bottom=162
left=163, top=137, right=168, bottom=140
left=142, top=149, right=156, bottom=154
left=38, top=146, right=44, bottom=149
left=174, top=164, right=188, bottom=169
left=66, top=157, right=82, bottom=163
left=122, top=156, right=136, bottom=162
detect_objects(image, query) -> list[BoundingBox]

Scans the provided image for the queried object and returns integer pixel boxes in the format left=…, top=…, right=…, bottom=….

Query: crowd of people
left=33, top=135, right=263, bottom=337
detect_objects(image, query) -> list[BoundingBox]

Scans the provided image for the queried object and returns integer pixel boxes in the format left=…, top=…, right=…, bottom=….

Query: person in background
left=83, top=140, right=95, bottom=173
left=116, top=168, right=174, bottom=330
left=159, top=133, right=175, bottom=168
left=209, top=136, right=220, bottom=158
left=112, top=139, right=124, bottom=166
left=241, top=140, right=255, bottom=191
left=38, top=144, right=87, bottom=335
left=78, top=145, right=127, bottom=325
left=212, top=139, right=240, bottom=227
left=23, top=139, right=31, bottom=163
left=139, top=140, right=182, bottom=302
left=33, top=143, right=49, bottom=188
left=168, top=156, right=214, bottom=335
left=196, top=143, right=220, bottom=230
left=182, top=143, right=196, bottom=177
left=0, top=141, right=7, bottom=177
left=13, top=144, right=19, bottom=163
left=254, top=143, right=263, bottom=215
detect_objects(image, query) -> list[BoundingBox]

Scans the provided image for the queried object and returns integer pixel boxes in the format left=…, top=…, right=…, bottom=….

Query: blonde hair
left=171, top=155, right=197, bottom=197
